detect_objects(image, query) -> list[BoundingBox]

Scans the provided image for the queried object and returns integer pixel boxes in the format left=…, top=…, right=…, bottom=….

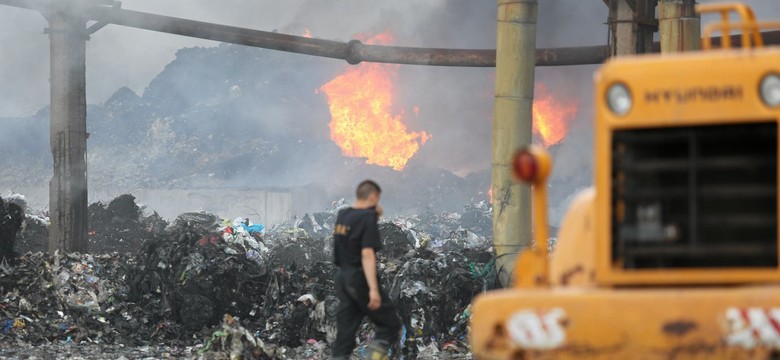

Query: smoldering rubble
left=0, top=194, right=497, bottom=359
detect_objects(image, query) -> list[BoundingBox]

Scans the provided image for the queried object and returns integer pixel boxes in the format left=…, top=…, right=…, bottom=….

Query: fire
left=303, top=28, right=312, bottom=38
left=532, top=83, right=578, bottom=147
left=318, top=33, right=430, bottom=171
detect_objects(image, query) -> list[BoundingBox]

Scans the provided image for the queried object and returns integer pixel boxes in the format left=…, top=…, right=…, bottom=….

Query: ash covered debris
left=3, top=193, right=497, bottom=359
left=128, top=210, right=273, bottom=335
left=0, top=251, right=142, bottom=345
left=88, top=194, right=168, bottom=254
left=0, top=195, right=24, bottom=264
left=9, top=193, right=168, bottom=255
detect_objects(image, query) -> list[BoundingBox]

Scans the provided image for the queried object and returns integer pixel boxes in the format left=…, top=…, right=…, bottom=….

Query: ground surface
left=0, top=344, right=196, bottom=359
left=0, top=344, right=474, bottom=359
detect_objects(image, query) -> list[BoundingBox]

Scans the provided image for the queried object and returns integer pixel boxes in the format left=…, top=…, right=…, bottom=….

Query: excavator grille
left=612, top=122, right=778, bottom=269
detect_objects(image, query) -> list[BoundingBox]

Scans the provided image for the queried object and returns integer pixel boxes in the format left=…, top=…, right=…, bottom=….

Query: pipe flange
left=345, top=39, right=363, bottom=65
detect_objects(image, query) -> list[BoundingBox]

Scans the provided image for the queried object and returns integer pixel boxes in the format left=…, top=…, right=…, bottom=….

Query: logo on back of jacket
left=334, top=224, right=350, bottom=236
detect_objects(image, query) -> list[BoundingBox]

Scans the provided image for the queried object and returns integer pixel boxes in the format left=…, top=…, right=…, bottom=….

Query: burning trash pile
left=2, top=193, right=497, bottom=358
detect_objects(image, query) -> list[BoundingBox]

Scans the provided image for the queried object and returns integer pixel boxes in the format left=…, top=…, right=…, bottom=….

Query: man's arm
left=361, top=247, right=382, bottom=310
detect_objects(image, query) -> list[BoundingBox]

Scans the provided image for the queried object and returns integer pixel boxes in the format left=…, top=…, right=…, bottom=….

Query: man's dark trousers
left=332, top=265, right=401, bottom=357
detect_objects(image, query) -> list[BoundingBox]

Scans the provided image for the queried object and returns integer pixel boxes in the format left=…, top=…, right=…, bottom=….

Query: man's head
left=356, top=180, right=381, bottom=207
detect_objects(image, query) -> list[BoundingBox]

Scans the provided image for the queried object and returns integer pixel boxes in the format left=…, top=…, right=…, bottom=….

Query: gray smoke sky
left=0, top=0, right=778, bottom=178
left=0, top=0, right=777, bottom=116
left=0, top=0, right=608, bottom=117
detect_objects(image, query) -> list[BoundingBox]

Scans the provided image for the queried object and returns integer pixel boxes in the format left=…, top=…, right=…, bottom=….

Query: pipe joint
left=345, top=39, right=363, bottom=65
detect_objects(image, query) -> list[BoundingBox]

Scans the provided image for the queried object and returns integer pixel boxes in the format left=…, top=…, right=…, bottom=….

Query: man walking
left=332, top=180, right=401, bottom=360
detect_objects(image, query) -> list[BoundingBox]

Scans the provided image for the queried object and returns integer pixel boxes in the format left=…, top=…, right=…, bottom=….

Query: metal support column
left=493, top=0, right=537, bottom=286
left=636, top=0, right=660, bottom=53
left=48, top=8, right=89, bottom=253
left=609, top=0, right=638, bottom=55
left=659, top=0, right=701, bottom=53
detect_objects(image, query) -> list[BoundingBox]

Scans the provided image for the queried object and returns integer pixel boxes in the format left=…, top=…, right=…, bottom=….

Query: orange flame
left=318, top=33, right=430, bottom=171
left=532, top=83, right=578, bottom=147
left=303, top=28, right=312, bottom=38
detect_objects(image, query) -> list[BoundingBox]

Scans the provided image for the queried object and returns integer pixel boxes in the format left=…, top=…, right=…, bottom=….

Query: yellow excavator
left=470, top=3, right=780, bottom=359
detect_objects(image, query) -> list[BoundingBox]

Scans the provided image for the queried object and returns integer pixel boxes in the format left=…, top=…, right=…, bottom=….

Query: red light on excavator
left=511, top=146, right=552, bottom=185
left=513, top=151, right=538, bottom=182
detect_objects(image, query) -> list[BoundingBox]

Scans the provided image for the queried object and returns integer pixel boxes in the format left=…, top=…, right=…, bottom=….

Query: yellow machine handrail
left=697, top=3, right=763, bottom=50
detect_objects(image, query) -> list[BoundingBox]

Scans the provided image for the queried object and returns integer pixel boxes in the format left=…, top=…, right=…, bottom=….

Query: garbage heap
left=88, top=194, right=168, bottom=254
left=1, top=194, right=497, bottom=359
left=129, top=205, right=496, bottom=359
left=127, top=211, right=274, bottom=341
left=0, top=195, right=24, bottom=264
left=0, top=251, right=143, bottom=345
left=271, top=199, right=493, bottom=246
left=255, top=200, right=497, bottom=358
left=11, top=193, right=168, bottom=255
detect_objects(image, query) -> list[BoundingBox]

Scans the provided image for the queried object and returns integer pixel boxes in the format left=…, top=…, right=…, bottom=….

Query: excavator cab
left=470, top=4, right=780, bottom=359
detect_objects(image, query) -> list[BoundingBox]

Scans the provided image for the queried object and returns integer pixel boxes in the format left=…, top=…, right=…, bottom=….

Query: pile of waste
left=128, top=211, right=273, bottom=337
left=269, top=198, right=493, bottom=253
left=8, top=193, right=168, bottom=255
left=2, top=193, right=497, bottom=358
left=88, top=194, right=168, bottom=254
left=0, top=251, right=144, bottom=345
left=15, top=213, right=48, bottom=255
left=0, top=195, right=24, bottom=264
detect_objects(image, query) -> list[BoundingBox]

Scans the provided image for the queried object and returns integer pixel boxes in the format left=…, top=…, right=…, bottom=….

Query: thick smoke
left=1, top=0, right=778, bottom=221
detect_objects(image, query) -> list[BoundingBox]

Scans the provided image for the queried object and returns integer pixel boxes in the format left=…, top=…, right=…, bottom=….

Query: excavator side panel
left=471, top=286, right=780, bottom=359
left=550, top=188, right=597, bottom=287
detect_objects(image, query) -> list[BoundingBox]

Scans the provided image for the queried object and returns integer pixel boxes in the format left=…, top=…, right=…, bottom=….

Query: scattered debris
left=88, top=194, right=166, bottom=254
left=0, top=195, right=24, bottom=264
left=10, top=193, right=168, bottom=255
left=2, top=194, right=496, bottom=358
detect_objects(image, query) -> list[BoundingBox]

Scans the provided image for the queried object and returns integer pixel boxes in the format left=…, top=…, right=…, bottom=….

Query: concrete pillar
left=48, top=9, right=89, bottom=253
left=493, top=0, right=537, bottom=286
left=610, top=0, right=638, bottom=56
left=659, top=0, right=701, bottom=53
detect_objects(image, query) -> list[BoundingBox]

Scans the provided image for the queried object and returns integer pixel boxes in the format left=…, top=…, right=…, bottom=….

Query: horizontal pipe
left=2, top=0, right=780, bottom=67
left=86, top=6, right=505, bottom=67
left=705, top=29, right=780, bottom=48
left=91, top=6, right=352, bottom=61
left=90, top=7, right=614, bottom=67
left=347, top=42, right=495, bottom=66
left=535, top=45, right=610, bottom=66
left=0, top=0, right=596, bottom=67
